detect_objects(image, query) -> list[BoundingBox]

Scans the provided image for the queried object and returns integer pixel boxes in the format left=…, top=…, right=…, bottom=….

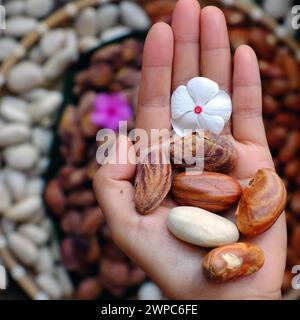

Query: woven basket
left=0, top=0, right=299, bottom=300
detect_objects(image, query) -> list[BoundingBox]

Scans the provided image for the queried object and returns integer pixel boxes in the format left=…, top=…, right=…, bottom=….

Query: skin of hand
left=93, top=0, right=287, bottom=300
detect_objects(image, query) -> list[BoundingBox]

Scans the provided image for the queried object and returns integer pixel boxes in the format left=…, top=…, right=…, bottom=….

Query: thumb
left=93, top=135, right=139, bottom=245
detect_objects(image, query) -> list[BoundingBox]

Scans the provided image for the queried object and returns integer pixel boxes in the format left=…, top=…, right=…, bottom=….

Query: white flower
left=171, top=77, right=232, bottom=136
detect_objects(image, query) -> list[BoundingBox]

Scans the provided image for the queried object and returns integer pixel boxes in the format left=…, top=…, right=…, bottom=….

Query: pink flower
left=91, top=93, right=132, bottom=130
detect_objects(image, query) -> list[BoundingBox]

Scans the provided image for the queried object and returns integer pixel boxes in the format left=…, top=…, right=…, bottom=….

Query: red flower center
left=194, top=106, right=202, bottom=114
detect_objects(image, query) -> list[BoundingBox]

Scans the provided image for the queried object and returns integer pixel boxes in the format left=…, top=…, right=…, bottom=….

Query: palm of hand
left=94, top=1, right=286, bottom=300
left=132, top=141, right=278, bottom=300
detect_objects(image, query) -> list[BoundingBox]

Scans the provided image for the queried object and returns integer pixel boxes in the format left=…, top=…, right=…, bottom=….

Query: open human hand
left=93, top=0, right=286, bottom=300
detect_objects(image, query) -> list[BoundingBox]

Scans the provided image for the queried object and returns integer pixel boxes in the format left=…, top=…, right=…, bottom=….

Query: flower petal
left=203, top=90, right=232, bottom=121
left=171, top=85, right=195, bottom=119
left=119, top=105, right=133, bottom=121
left=95, top=94, right=111, bottom=112
left=171, top=111, right=199, bottom=137
left=91, top=111, right=109, bottom=127
left=197, top=113, right=225, bottom=135
left=187, top=77, right=219, bottom=106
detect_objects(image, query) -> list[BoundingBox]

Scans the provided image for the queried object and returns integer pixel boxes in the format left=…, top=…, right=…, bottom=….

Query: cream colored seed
left=222, top=253, right=243, bottom=269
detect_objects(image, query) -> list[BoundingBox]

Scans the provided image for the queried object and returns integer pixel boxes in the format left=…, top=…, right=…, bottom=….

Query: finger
left=171, top=0, right=200, bottom=91
left=136, top=22, right=174, bottom=134
left=93, top=135, right=139, bottom=246
left=200, top=6, right=231, bottom=93
left=232, top=45, right=268, bottom=146
left=200, top=6, right=232, bottom=134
